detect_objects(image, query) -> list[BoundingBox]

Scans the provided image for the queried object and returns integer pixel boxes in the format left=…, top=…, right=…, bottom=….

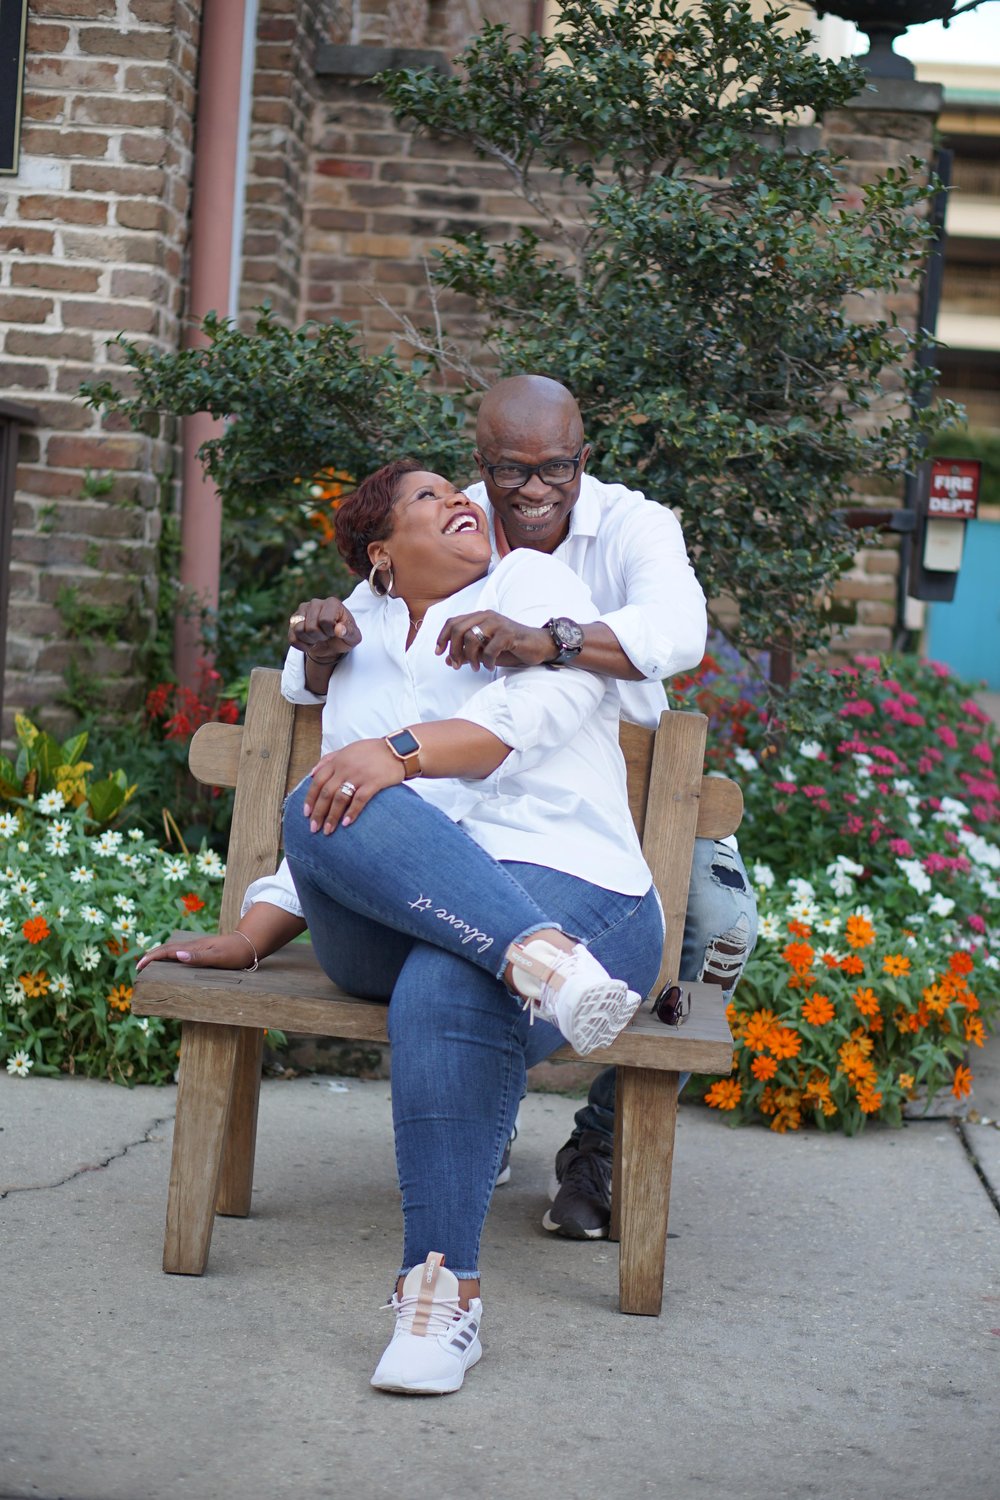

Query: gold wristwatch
left=384, top=728, right=423, bottom=779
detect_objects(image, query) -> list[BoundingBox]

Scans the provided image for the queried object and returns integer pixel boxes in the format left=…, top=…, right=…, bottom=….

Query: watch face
left=552, top=618, right=584, bottom=651
left=388, top=729, right=420, bottom=757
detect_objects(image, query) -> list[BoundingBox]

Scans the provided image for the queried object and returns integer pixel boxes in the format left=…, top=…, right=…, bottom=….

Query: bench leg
left=216, top=1027, right=264, bottom=1217
left=609, top=1067, right=624, bottom=1243
left=163, top=1020, right=240, bottom=1275
left=617, top=1066, right=679, bottom=1317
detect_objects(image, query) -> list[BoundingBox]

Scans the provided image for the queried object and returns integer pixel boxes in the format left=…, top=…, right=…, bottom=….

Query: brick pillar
left=0, top=1, right=202, bottom=737
left=820, top=78, right=944, bottom=657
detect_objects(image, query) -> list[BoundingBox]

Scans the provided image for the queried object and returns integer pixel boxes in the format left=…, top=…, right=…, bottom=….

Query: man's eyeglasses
left=649, top=982, right=690, bottom=1027
left=478, top=448, right=585, bottom=490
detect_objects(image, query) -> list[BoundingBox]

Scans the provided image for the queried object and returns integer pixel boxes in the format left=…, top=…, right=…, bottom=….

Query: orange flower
left=743, top=1009, right=778, bottom=1053
left=107, top=984, right=133, bottom=1013
left=782, top=940, right=815, bottom=973
left=106, top=938, right=124, bottom=956
left=768, top=1026, right=802, bottom=1060
left=839, top=953, right=865, bottom=976
left=882, top=953, right=911, bottom=978
left=802, top=993, right=835, bottom=1026
left=964, top=1015, right=985, bottom=1048
left=821, top=953, right=840, bottom=970
left=19, top=970, right=50, bottom=998
left=898, top=1073, right=915, bottom=1091
left=22, top=916, right=50, bottom=944
left=705, top=1078, right=742, bottom=1110
left=853, top=986, right=880, bottom=1019
left=922, top=983, right=949, bottom=1018
left=951, top=1064, right=973, bottom=1101
left=857, top=1083, right=883, bottom=1115
left=181, top=892, right=206, bottom=914
left=751, top=1055, right=777, bottom=1081
left=838, top=1037, right=876, bottom=1085
left=802, top=1071, right=837, bottom=1118
left=787, top=919, right=812, bottom=939
left=949, top=951, right=974, bottom=977
left=845, top=914, right=876, bottom=949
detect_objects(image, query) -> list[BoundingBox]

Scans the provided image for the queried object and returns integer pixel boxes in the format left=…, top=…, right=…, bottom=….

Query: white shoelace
left=384, top=1290, right=466, bottom=1340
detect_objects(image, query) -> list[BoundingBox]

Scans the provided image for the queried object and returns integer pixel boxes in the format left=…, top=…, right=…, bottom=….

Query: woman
left=138, top=459, right=664, bottom=1395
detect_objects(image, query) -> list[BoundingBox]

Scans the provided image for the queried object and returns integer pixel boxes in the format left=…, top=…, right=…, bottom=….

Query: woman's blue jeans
left=282, top=781, right=664, bottom=1280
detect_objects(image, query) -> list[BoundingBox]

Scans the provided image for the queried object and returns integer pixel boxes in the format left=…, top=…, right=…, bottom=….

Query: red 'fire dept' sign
left=928, top=458, right=981, bottom=521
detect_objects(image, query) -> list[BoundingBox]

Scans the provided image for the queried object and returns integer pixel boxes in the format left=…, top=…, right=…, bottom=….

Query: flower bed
left=1, top=722, right=225, bottom=1084
left=676, top=652, right=999, bottom=1133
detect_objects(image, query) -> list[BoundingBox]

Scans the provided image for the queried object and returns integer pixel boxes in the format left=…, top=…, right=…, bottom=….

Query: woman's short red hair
left=334, top=458, right=424, bottom=578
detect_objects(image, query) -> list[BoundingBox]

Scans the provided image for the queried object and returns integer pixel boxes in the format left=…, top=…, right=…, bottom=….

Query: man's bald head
left=476, top=376, right=584, bottom=454
left=474, top=375, right=590, bottom=554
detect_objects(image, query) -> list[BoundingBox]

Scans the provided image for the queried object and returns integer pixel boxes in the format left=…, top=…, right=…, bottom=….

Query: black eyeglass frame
left=476, top=447, right=586, bottom=490
left=649, top=982, right=690, bottom=1027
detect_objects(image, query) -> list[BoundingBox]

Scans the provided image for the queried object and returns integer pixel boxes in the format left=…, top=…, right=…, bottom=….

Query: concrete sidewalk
left=2, top=1048, right=998, bottom=1500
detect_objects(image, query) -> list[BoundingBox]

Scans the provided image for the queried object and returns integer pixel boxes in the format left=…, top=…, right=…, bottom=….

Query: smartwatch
left=544, top=617, right=585, bottom=667
left=384, top=728, right=423, bottom=779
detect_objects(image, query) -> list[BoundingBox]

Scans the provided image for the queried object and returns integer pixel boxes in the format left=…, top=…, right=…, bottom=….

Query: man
left=291, top=373, right=757, bottom=1240
left=435, top=375, right=757, bottom=1240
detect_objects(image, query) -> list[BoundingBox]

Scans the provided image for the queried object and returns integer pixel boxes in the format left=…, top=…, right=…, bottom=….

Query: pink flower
left=817, top=800, right=831, bottom=812
left=838, top=739, right=869, bottom=755
left=958, top=721, right=982, bottom=736
left=854, top=654, right=881, bottom=671
left=869, top=824, right=884, bottom=844
left=922, top=659, right=952, bottom=679
left=936, top=725, right=958, bottom=749
left=839, top=699, right=876, bottom=719
left=917, top=756, right=935, bottom=775
left=802, top=785, right=829, bottom=798
left=971, top=742, right=993, bottom=765
left=843, top=815, right=866, bottom=835
left=774, top=781, right=798, bottom=794
left=969, top=914, right=987, bottom=934
left=897, top=691, right=919, bottom=708
left=843, top=792, right=859, bottom=805
left=960, top=699, right=990, bottom=724
left=870, top=745, right=902, bottom=763
left=973, top=803, right=994, bottom=823
left=888, top=838, right=913, bottom=856
left=923, top=746, right=943, bottom=764
left=901, top=712, right=925, bottom=727
left=924, top=852, right=950, bottom=873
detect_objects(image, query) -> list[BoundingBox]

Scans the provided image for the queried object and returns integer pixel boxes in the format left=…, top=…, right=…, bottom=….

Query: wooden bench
left=134, top=666, right=739, bottom=1316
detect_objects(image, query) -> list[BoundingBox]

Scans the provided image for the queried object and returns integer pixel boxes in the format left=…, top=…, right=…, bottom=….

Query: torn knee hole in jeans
left=699, top=913, right=752, bottom=988
left=708, top=845, right=749, bottom=892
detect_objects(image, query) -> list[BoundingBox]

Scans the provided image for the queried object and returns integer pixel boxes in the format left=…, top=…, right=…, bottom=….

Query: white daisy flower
left=28, top=899, right=45, bottom=915
left=117, top=852, right=141, bottom=871
left=6, top=1050, right=32, bottom=1077
left=0, top=953, right=8, bottom=970
left=0, top=812, right=19, bottom=837
left=52, top=818, right=71, bottom=835
left=162, top=856, right=187, bottom=883
left=51, top=973, right=73, bottom=998
left=956, top=830, right=1000, bottom=870
left=113, top=895, right=136, bottom=913
left=4, top=980, right=26, bottom=1004
left=136, top=1018, right=150, bottom=1033
left=81, top=905, right=107, bottom=926
left=758, top=913, right=781, bottom=941
left=45, top=836, right=70, bottom=857
left=984, top=955, right=999, bottom=972
left=78, top=945, right=102, bottom=971
left=128, top=828, right=145, bottom=842
left=752, top=862, right=775, bottom=890
left=786, top=877, right=816, bottom=902
left=0, top=917, right=12, bottom=938
left=38, top=790, right=66, bottom=815
left=816, top=913, right=842, bottom=934
left=778, top=764, right=797, bottom=783
left=92, top=830, right=124, bottom=856
left=892, top=778, right=914, bottom=796
left=785, top=898, right=819, bottom=922
left=816, top=946, right=844, bottom=965
left=928, top=893, right=956, bottom=918
left=57, top=905, right=70, bottom=920
left=798, top=740, right=823, bottom=760
left=70, top=867, right=95, bottom=885
left=732, top=746, right=758, bottom=773
left=16, top=840, right=29, bottom=854
left=113, top=915, right=137, bottom=938
left=13, top=875, right=37, bottom=897
left=196, top=850, right=225, bottom=878
left=136, top=932, right=154, bottom=949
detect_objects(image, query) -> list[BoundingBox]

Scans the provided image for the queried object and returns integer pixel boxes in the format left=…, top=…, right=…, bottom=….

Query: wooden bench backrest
left=190, top=667, right=743, bottom=994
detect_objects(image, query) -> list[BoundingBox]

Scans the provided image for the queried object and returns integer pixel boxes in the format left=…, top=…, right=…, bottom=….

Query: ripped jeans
left=567, top=837, right=758, bottom=1145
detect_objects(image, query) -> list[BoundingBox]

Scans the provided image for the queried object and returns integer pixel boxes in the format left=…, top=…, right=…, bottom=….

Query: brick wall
left=0, top=0, right=202, bottom=736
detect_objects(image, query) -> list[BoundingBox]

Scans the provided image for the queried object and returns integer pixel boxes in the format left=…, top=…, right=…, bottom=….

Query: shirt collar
left=484, top=472, right=601, bottom=558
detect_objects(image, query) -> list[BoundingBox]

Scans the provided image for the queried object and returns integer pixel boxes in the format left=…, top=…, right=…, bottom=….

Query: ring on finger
left=289, top=613, right=307, bottom=627
left=469, top=625, right=487, bottom=644
left=338, top=781, right=357, bottom=798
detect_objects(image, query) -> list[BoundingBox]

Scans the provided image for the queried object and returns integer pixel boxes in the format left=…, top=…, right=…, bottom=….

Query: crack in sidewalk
left=0, top=1112, right=175, bottom=1199
left=955, top=1119, right=1000, bottom=1222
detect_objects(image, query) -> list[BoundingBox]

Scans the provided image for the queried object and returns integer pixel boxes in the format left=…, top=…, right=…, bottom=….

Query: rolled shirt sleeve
left=281, top=647, right=327, bottom=704
left=241, top=857, right=304, bottom=919
left=598, top=497, right=707, bottom=682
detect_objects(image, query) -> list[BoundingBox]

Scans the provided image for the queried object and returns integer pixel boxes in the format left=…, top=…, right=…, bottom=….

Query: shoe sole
left=370, top=1340, right=482, bottom=1394
left=494, top=1164, right=511, bottom=1186
left=558, top=983, right=643, bottom=1055
left=541, top=1208, right=608, bottom=1240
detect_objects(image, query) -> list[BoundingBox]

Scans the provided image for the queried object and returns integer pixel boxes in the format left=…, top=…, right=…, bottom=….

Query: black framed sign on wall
left=1, top=0, right=29, bottom=175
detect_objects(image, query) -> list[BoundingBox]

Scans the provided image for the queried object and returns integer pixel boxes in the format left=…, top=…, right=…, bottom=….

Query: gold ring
left=289, top=614, right=307, bottom=628
left=470, top=625, right=487, bottom=644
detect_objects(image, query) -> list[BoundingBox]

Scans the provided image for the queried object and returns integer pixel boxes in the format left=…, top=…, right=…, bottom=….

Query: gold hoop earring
left=368, top=560, right=394, bottom=596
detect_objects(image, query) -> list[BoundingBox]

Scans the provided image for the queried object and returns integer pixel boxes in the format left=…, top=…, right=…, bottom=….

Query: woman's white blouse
left=242, top=550, right=652, bottom=917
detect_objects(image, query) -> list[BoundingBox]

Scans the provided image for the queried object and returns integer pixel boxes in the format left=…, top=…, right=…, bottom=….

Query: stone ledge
left=847, top=78, right=943, bottom=114
left=315, top=44, right=452, bottom=81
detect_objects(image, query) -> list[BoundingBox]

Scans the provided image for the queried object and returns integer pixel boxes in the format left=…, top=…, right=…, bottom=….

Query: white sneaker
left=508, top=939, right=642, bottom=1055
left=370, top=1253, right=482, bottom=1395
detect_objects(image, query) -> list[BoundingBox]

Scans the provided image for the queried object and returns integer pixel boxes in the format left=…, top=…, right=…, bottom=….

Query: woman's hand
left=136, top=933, right=256, bottom=973
left=288, top=596, right=362, bottom=664
left=435, top=610, right=554, bottom=670
left=303, top=738, right=404, bottom=833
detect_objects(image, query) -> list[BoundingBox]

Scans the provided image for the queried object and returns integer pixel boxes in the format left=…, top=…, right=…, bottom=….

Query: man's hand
left=302, top=738, right=405, bottom=833
left=435, top=611, right=556, bottom=671
left=288, top=596, right=362, bottom=665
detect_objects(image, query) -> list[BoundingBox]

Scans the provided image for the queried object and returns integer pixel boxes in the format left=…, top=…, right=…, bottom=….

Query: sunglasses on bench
left=649, top=982, right=690, bottom=1027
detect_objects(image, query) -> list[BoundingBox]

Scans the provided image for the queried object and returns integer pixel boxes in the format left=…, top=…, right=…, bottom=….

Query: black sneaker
left=541, top=1130, right=612, bottom=1239
left=495, top=1114, right=519, bottom=1186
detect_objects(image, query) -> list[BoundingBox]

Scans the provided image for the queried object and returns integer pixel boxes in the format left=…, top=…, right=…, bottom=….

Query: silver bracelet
left=233, top=931, right=259, bottom=972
